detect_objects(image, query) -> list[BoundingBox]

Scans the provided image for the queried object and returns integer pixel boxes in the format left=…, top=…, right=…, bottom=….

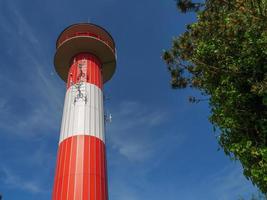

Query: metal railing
left=57, top=32, right=115, bottom=53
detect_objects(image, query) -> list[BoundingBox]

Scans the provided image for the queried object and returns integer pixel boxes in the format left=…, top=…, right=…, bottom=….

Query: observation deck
left=54, top=23, right=116, bottom=83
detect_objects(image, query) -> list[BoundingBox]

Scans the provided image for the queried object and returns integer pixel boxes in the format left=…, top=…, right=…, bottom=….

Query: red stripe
left=90, top=136, right=96, bottom=200
left=96, top=139, right=100, bottom=200
left=67, top=136, right=77, bottom=200
left=74, top=136, right=84, bottom=199
left=61, top=138, right=71, bottom=200
left=52, top=135, right=107, bottom=200
left=104, top=147, right=108, bottom=199
left=102, top=143, right=107, bottom=200
left=56, top=140, right=66, bottom=200
left=83, top=137, right=90, bottom=200
left=67, top=53, right=103, bottom=90
left=52, top=143, right=62, bottom=199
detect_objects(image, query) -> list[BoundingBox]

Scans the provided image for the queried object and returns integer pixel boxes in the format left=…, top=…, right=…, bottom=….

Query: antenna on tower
left=103, top=91, right=112, bottom=124
left=104, top=112, right=112, bottom=123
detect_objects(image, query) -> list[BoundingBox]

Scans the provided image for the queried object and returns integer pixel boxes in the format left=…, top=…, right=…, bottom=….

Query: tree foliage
left=176, top=0, right=204, bottom=13
left=163, top=0, right=267, bottom=194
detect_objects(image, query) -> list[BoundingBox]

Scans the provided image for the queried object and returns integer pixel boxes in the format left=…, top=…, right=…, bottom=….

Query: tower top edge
left=56, top=23, right=115, bottom=49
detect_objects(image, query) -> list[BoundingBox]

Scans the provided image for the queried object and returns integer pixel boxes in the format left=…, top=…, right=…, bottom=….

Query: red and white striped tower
left=52, top=23, right=116, bottom=200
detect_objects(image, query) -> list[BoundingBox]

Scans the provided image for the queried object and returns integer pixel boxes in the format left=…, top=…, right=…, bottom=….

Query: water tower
left=52, top=23, right=116, bottom=200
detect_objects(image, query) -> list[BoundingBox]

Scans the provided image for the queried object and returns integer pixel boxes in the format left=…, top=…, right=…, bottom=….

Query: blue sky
left=0, top=0, right=260, bottom=199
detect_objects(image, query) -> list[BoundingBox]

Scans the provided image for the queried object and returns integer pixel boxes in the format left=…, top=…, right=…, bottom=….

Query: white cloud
left=0, top=3, right=59, bottom=196
left=173, top=163, right=260, bottom=200
left=109, top=162, right=259, bottom=200
left=0, top=2, right=63, bottom=138
left=0, top=167, right=45, bottom=194
left=107, top=103, right=258, bottom=200
left=106, top=100, right=183, bottom=163
left=109, top=180, right=140, bottom=200
left=207, top=164, right=259, bottom=200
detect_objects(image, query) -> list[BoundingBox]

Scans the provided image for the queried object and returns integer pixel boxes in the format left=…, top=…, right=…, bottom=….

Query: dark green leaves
left=176, top=0, right=203, bottom=13
left=164, top=0, right=267, bottom=194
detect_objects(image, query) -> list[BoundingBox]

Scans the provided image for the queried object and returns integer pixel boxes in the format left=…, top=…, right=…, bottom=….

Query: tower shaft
left=52, top=53, right=108, bottom=200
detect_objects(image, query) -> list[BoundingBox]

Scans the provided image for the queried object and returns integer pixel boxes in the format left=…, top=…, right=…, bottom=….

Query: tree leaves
left=176, top=0, right=204, bottom=13
left=164, top=0, right=267, bottom=194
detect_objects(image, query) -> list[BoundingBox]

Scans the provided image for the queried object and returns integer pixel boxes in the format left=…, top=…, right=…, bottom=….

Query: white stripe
left=59, top=83, right=105, bottom=143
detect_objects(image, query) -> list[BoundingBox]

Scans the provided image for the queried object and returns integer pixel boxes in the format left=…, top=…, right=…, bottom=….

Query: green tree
left=163, top=0, right=267, bottom=194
